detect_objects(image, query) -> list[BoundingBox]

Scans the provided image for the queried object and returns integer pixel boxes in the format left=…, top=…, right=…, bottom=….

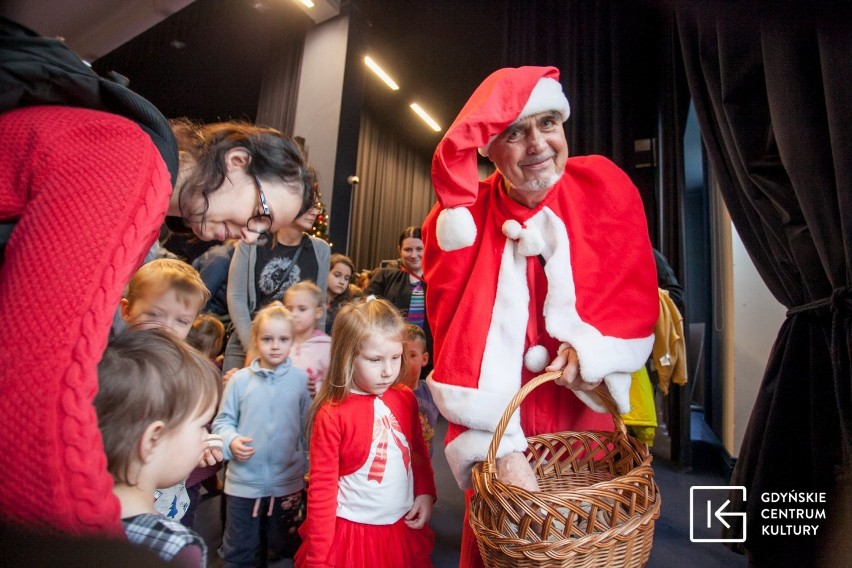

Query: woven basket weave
left=470, top=371, right=661, bottom=567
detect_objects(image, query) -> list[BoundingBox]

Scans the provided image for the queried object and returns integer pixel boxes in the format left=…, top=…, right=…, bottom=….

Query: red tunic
left=0, top=106, right=172, bottom=535
left=423, top=156, right=658, bottom=490
left=423, top=65, right=658, bottom=568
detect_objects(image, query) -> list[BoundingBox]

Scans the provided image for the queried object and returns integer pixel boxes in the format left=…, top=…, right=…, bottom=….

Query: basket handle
left=484, top=371, right=628, bottom=467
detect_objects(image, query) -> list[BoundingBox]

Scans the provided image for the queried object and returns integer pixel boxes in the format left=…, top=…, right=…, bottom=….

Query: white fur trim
left=569, top=333, right=654, bottom=386
left=444, top=427, right=528, bottom=490
left=570, top=372, right=633, bottom=415
left=478, top=239, right=529, bottom=395
left=604, top=372, right=633, bottom=414
left=520, top=77, right=571, bottom=123
left=478, top=78, right=570, bottom=158
left=436, top=207, right=477, bottom=251
left=524, top=345, right=549, bottom=373
left=478, top=135, right=498, bottom=157
left=426, top=375, right=522, bottom=440
left=517, top=227, right=545, bottom=257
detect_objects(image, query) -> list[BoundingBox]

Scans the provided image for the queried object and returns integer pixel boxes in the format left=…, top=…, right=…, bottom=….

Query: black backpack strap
left=0, top=17, right=179, bottom=185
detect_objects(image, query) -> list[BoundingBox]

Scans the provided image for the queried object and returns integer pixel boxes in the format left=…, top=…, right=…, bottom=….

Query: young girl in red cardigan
left=296, top=297, right=436, bottom=568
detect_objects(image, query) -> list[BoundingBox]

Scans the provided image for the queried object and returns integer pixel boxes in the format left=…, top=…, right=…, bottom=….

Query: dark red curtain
left=677, top=3, right=851, bottom=566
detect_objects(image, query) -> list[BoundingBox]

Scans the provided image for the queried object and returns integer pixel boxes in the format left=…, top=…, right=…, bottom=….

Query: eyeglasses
left=246, top=175, right=273, bottom=245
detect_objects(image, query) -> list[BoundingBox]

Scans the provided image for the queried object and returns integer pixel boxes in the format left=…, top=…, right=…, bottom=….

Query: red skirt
left=296, top=516, right=434, bottom=567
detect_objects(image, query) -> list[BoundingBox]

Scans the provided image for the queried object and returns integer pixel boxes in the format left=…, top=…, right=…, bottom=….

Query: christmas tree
left=311, top=187, right=330, bottom=243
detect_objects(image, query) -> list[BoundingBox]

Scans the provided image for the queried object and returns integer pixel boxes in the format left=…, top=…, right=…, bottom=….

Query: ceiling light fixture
left=410, top=103, right=441, bottom=132
left=364, top=56, right=399, bottom=90
left=299, top=0, right=315, bottom=7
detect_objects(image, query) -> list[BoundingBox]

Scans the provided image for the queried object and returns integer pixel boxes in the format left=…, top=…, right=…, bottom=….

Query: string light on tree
left=311, top=187, right=330, bottom=242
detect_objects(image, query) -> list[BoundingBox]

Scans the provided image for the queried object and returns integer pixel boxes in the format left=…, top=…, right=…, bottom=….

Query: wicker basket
left=470, top=371, right=661, bottom=567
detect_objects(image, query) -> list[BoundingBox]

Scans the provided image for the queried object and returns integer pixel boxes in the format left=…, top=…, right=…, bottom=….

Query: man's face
left=488, top=111, right=568, bottom=196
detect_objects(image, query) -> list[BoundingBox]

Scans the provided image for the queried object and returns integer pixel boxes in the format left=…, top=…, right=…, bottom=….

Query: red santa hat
left=431, top=66, right=571, bottom=251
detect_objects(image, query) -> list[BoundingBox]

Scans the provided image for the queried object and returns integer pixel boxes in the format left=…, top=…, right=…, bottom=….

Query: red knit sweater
left=0, top=106, right=172, bottom=535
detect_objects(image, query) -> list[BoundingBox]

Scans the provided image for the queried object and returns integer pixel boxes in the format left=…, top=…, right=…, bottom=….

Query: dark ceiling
left=91, top=0, right=507, bottom=160
left=356, top=0, right=507, bottom=157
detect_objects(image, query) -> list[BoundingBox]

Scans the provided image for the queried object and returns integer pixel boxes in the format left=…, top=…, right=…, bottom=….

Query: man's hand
left=496, top=451, right=539, bottom=492
left=404, top=494, right=434, bottom=529
left=230, top=436, right=255, bottom=462
left=545, top=343, right=601, bottom=391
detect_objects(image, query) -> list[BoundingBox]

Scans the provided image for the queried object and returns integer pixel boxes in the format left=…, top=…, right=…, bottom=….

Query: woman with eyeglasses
left=1, top=114, right=316, bottom=528
left=168, top=119, right=313, bottom=244
left=222, top=180, right=331, bottom=374
left=0, top=18, right=315, bottom=536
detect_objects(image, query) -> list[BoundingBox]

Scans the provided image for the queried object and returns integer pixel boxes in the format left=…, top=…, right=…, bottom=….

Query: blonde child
left=402, top=324, right=440, bottom=457
left=121, top=258, right=221, bottom=523
left=296, top=298, right=436, bottom=568
left=213, top=302, right=311, bottom=565
left=284, top=281, right=331, bottom=396
left=94, top=328, right=221, bottom=568
left=325, top=253, right=356, bottom=333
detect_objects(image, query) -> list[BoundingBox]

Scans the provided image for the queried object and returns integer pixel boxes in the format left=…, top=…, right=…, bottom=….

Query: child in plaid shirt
left=95, top=329, right=221, bottom=567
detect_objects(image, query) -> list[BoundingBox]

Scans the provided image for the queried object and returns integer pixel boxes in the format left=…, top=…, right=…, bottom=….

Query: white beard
left=515, top=171, right=561, bottom=192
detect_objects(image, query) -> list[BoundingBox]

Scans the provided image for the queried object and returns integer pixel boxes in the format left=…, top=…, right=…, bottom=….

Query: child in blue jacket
left=213, top=302, right=311, bottom=565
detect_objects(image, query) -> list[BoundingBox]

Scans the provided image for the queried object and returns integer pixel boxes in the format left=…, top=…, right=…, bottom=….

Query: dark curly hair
left=170, top=119, right=312, bottom=227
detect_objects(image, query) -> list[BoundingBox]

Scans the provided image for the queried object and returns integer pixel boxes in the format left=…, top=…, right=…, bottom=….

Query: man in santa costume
left=422, top=66, right=659, bottom=566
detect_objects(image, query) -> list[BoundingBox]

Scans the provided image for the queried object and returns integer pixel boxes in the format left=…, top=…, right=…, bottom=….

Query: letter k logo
left=690, top=486, right=747, bottom=542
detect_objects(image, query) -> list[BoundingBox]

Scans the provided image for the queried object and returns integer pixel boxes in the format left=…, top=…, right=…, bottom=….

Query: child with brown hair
left=95, top=328, right=221, bottom=567
left=325, top=253, right=356, bottom=334
left=186, top=313, right=226, bottom=366
left=284, top=281, right=331, bottom=396
left=121, top=258, right=221, bottom=522
left=402, top=324, right=440, bottom=457
left=183, top=313, right=228, bottom=528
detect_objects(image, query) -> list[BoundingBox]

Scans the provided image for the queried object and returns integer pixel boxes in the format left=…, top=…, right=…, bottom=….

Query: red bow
left=367, top=414, right=411, bottom=483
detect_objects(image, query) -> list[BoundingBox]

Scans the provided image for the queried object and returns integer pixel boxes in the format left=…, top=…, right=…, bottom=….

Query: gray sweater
left=227, top=235, right=330, bottom=347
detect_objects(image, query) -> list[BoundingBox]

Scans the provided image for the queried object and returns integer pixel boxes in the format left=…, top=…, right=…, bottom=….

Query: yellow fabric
left=622, top=366, right=657, bottom=445
left=652, top=288, right=687, bottom=394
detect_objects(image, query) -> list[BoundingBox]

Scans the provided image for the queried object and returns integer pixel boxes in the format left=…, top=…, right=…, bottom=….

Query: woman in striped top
left=364, top=227, right=432, bottom=368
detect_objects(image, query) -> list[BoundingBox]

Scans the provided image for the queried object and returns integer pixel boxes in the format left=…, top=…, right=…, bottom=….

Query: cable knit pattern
left=0, top=106, right=172, bottom=535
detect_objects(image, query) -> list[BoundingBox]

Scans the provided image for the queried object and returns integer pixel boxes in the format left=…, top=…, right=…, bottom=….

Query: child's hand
left=230, top=436, right=255, bottom=461
left=222, top=368, right=238, bottom=387
left=404, top=494, right=433, bottom=529
left=198, top=435, right=225, bottom=467
left=198, top=447, right=224, bottom=467
left=306, top=370, right=320, bottom=396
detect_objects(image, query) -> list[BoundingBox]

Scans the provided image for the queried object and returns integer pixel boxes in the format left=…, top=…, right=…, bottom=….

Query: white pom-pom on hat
left=478, top=77, right=571, bottom=157
left=436, top=207, right=477, bottom=251
left=524, top=345, right=550, bottom=373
